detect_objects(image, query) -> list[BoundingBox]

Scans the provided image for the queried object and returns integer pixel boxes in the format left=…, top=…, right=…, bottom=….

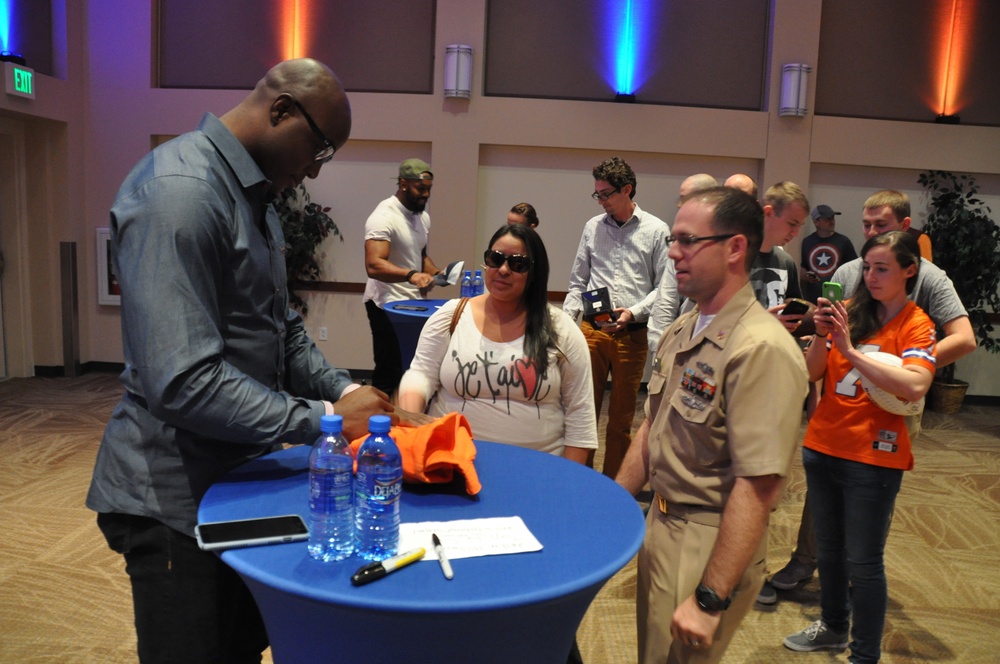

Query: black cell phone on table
left=393, top=304, right=428, bottom=312
left=195, top=515, right=309, bottom=551
left=822, top=282, right=843, bottom=303
left=782, top=298, right=812, bottom=316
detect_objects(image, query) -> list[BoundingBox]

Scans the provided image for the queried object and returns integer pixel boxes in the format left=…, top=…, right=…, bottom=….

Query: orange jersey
left=804, top=301, right=936, bottom=470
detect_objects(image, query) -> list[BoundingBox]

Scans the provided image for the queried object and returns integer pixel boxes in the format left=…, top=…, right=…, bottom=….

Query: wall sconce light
left=0, top=51, right=27, bottom=65
left=779, top=63, right=811, bottom=117
left=444, top=44, right=473, bottom=99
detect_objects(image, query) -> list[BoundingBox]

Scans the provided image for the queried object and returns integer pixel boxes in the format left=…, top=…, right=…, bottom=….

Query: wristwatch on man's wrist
left=404, top=269, right=418, bottom=283
left=695, top=583, right=731, bottom=612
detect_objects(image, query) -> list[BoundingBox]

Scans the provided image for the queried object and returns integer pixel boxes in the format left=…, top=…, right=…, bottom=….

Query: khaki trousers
left=637, top=500, right=766, bottom=663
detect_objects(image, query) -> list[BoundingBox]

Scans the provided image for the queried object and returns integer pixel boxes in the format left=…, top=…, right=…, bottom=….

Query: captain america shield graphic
left=807, top=242, right=843, bottom=278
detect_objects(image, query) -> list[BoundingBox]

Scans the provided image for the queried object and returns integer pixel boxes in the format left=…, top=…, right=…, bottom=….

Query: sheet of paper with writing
left=399, top=516, right=543, bottom=561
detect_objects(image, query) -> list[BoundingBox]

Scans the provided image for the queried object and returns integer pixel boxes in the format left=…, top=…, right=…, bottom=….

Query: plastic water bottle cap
left=320, top=414, right=344, bottom=433
left=368, top=414, right=392, bottom=434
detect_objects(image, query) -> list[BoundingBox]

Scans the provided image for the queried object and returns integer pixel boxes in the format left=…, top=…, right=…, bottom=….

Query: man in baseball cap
left=811, top=204, right=839, bottom=221
left=398, top=158, right=433, bottom=181
left=800, top=204, right=855, bottom=304
left=363, top=158, right=442, bottom=395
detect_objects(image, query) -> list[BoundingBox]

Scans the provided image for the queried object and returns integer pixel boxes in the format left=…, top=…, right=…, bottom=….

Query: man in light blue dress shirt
left=564, top=157, right=669, bottom=478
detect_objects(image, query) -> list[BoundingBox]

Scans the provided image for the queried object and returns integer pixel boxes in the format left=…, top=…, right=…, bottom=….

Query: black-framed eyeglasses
left=591, top=188, right=620, bottom=201
left=483, top=249, right=533, bottom=273
left=290, top=98, right=336, bottom=164
left=666, top=233, right=737, bottom=247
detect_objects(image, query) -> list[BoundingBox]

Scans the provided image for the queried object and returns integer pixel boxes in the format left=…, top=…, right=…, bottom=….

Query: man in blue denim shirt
left=87, top=59, right=414, bottom=663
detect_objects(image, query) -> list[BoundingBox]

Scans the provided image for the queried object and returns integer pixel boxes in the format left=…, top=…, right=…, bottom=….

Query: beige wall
left=1, top=0, right=999, bottom=393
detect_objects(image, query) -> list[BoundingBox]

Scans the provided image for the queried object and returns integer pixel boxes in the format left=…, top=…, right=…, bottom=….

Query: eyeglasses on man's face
left=591, top=188, right=620, bottom=201
left=290, top=98, right=336, bottom=163
left=665, top=233, right=737, bottom=247
left=483, top=249, right=533, bottom=274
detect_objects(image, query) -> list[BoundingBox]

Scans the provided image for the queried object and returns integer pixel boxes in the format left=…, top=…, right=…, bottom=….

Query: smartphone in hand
left=822, top=282, right=843, bottom=303
left=782, top=298, right=812, bottom=316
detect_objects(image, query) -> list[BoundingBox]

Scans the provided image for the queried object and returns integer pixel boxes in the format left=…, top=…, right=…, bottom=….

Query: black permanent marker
left=350, top=548, right=426, bottom=586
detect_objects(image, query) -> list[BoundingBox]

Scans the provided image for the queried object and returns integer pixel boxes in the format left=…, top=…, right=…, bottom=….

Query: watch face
left=696, top=584, right=731, bottom=611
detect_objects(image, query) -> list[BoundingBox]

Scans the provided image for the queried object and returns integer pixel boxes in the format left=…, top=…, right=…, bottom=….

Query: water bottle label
left=357, top=467, right=403, bottom=505
left=310, top=468, right=353, bottom=508
left=372, top=477, right=402, bottom=500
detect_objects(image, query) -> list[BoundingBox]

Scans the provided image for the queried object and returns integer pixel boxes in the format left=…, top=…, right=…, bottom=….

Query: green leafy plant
left=918, top=170, right=1000, bottom=381
left=273, top=184, right=342, bottom=316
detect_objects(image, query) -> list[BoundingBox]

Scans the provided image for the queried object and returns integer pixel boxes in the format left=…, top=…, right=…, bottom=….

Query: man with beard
left=363, top=158, right=443, bottom=395
left=799, top=204, right=857, bottom=304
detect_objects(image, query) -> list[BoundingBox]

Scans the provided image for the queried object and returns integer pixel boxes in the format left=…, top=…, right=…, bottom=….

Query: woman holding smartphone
left=784, top=231, right=936, bottom=663
left=398, top=223, right=596, bottom=464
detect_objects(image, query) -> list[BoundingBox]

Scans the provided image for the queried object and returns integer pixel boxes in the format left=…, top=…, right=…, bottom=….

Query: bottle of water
left=308, top=414, right=355, bottom=562
left=354, top=414, right=403, bottom=561
left=460, top=270, right=473, bottom=298
left=472, top=269, right=485, bottom=296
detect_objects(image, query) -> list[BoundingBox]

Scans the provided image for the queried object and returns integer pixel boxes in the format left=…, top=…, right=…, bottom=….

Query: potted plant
left=917, top=170, right=1000, bottom=412
left=273, top=184, right=342, bottom=316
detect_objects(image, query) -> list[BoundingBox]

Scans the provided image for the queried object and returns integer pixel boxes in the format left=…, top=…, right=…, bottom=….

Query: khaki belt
left=655, top=493, right=723, bottom=528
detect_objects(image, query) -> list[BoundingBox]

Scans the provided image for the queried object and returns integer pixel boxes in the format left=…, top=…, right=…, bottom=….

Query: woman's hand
left=827, top=300, right=853, bottom=355
left=812, top=297, right=838, bottom=337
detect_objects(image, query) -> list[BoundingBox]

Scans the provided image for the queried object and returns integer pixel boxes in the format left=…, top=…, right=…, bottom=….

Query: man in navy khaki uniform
left=617, top=187, right=808, bottom=663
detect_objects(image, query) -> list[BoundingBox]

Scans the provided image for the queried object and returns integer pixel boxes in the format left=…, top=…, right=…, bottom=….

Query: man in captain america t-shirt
left=799, top=204, right=858, bottom=303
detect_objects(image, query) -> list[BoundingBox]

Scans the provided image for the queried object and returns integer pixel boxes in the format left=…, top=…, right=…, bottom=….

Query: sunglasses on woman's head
left=483, top=249, right=533, bottom=273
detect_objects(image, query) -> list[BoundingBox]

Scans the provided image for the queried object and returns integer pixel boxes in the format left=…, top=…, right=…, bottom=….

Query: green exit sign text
left=5, top=62, right=36, bottom=99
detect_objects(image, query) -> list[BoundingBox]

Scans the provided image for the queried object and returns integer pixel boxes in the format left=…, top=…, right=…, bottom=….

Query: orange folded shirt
left=349, top=412, right=482, bottom=495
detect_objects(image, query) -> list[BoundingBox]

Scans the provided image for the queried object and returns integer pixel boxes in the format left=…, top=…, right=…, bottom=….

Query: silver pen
left=431, top=533, right=454, bottom=580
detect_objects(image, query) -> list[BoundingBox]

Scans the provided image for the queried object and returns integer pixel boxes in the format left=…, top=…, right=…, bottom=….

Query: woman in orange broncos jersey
left=783, top=231, right=936, bottom=663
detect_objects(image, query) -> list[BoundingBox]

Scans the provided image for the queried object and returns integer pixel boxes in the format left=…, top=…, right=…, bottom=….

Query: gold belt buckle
left=657, top=494, right=669, bottom=515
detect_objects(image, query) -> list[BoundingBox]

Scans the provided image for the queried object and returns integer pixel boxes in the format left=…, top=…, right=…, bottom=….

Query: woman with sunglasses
left=398, top=223, right=597, bottom=463
left=783, top=231, right=936, bottom=662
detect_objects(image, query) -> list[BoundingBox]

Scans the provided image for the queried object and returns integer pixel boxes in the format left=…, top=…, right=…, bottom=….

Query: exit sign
left=4, top=62, right=35, bottom=99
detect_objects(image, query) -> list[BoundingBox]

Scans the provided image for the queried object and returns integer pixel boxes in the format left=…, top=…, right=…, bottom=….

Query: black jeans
left=97, top=513, right=268, bottom=664
left=365, top=299, right=403, bottom=395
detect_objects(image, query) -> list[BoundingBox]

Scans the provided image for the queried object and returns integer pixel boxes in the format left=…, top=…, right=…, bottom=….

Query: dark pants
left=365, top=299, right=403, bottom=396
left=792, top=493, right=817, bottom=566
left=97, top=513, right=268, bottom=664
left=804, top=448, right=902, bottom=664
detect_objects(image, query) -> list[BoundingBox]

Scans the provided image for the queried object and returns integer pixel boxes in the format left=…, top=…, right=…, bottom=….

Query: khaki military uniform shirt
left=645, top=282, right=807, bottom=508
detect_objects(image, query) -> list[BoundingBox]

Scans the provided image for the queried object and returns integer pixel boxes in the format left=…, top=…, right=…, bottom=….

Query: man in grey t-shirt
left=767, top=189, right=977, bottom=598
left=832, top=190, right=974, bottom=366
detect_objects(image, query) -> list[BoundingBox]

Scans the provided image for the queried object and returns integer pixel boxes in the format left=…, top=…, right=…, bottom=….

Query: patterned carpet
left=1, top=373, right=998, bottom=663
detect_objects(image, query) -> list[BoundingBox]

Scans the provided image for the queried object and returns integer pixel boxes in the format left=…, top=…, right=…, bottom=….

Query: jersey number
left=833, top=344, right=879, bottom=397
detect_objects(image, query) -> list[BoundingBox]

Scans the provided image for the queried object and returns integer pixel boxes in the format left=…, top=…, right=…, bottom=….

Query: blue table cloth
left=199, top=440, right=645, bottom=663
left=383, top=298, right=448, bottom=371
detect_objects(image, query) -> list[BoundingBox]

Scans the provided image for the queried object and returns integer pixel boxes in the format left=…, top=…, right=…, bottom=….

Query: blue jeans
left=803, top=448, right=903, bottom=664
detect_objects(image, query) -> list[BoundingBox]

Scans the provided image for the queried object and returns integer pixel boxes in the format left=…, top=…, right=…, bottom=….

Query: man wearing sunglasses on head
left=363, top=158, right=444, bottom=396
left=563, top=157, right=669, bottom=479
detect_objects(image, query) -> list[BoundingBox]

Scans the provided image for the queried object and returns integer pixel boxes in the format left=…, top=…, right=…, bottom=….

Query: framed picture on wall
left=96, top=227, right=121, bottom=306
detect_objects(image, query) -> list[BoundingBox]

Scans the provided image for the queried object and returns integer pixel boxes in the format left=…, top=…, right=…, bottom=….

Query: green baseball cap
left=398, top=158, right=433, bottom=181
